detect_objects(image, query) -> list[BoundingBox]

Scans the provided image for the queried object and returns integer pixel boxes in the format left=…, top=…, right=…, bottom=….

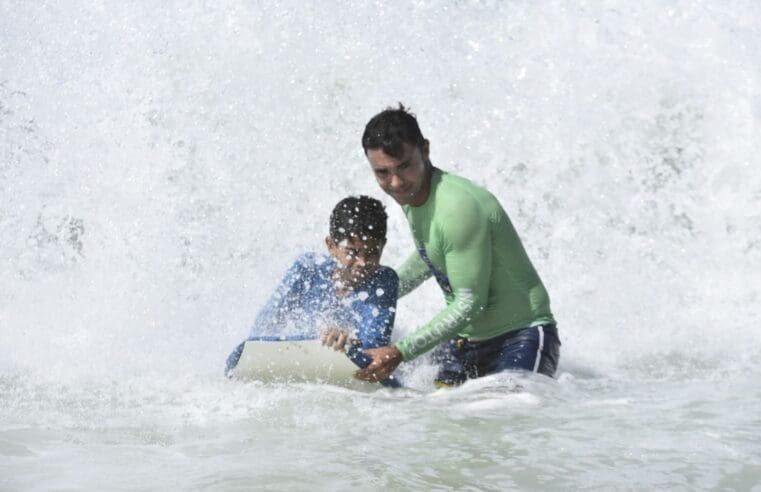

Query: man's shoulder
left=437, top=170, right=493, bottom=201
left=433, top=171, right=488, bottom=217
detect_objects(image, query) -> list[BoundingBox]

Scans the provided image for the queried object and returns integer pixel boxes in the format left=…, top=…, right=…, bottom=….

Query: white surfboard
left=229, top=338, right=360, bottom=384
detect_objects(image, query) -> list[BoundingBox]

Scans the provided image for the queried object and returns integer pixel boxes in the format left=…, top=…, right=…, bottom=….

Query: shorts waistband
left=459, top=324, right=558, bottom=347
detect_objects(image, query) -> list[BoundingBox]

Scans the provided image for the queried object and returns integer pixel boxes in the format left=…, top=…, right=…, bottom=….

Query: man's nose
left=390, top=174, right=404, bottom=189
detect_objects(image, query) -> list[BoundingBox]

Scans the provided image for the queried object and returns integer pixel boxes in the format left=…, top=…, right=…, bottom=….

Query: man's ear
left=421, top=139, right=430, bottom=160
left=325, top=236, right=334, bottom=251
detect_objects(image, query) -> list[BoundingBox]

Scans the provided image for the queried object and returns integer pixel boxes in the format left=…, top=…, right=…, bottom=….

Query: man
left=225, top=195, right=400, bottom=386
left=355, top=105, right=560, bottom=386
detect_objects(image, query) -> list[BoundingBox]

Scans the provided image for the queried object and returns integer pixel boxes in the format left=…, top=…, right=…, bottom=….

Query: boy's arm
left=356, top=268, right=399, bottom=349
left=249, top=254, right=312, bottom=336
left=345, top=267, right=399, bottom=377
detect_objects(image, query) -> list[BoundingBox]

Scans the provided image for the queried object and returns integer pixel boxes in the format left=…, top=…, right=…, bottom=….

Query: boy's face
left=325, top=235, right=385, bottom=291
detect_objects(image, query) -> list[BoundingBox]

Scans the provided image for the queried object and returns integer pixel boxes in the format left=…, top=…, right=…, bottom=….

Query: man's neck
left=409, top=163, right=435, bottom=207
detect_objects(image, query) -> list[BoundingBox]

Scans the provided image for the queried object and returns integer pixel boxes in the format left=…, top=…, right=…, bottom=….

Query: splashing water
left=2, top=1, right=760, bottom=489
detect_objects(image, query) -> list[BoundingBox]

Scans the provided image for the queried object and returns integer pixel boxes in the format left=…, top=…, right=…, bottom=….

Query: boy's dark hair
left=330, top=196, right=387, bottom=243
left=361, top=103, right=425, bottom=159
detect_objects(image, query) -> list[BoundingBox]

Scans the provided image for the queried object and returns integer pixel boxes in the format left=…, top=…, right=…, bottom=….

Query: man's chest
left=408, top=218, right=453, bottom=295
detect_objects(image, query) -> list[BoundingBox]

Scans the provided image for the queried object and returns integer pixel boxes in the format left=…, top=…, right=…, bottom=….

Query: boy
left=225, top=196, right=399, bottom=386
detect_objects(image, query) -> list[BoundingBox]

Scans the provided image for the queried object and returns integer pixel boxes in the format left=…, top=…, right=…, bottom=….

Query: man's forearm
left=395, top=288, right=480, bottom=360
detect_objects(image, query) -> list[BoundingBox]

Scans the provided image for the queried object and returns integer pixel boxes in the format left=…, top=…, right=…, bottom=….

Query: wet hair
left=361, top=103, right=425, bottom=159
left=329, top=195, right=387, bottom=243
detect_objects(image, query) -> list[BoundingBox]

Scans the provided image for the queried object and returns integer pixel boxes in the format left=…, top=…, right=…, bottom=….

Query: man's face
left=325, top=235, right=384, bottom=291
left=366, top=141, right=430, bottom=206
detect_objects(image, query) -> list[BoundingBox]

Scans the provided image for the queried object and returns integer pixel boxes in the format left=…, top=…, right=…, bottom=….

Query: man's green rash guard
left=395, top=169, right=555, bottom=361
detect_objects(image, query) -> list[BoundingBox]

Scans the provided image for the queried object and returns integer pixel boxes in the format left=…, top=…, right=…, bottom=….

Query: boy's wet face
left=325, top=235, right=384, bottom=291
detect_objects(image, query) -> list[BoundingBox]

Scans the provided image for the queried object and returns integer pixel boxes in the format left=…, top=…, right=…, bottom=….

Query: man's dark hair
left=329, top=195, right=387, bottom=243
left=361, top=103, right=425, bottom=158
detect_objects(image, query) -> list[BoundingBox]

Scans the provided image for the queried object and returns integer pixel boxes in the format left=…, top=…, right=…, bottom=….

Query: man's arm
left=356, top=200, right=492, bottom=381
left=396, top=250, right=432, bottom=298
left=395, top=201, right=491, bottom=361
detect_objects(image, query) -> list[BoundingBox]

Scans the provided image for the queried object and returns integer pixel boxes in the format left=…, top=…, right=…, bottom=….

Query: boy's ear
left=377, top=238, right=387, bottom=256
left=325, top=236, right=334, bottom=250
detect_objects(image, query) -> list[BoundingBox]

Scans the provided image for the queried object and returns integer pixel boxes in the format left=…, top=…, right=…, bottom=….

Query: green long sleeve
left=395, top=251, right=431, bottom=298
left=394, top=169, right=554, bottom=361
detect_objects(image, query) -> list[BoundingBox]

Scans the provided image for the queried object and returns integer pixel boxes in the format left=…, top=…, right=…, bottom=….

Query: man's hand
left=320, top=328, right=350, bottom=351
left=355, top=345, right=403, bottom=382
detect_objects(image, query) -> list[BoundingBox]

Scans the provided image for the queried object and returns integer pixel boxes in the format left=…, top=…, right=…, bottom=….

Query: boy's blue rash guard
left=225, top=253, right=399, bottom=379
left=249, top=253, right=398, bottom=348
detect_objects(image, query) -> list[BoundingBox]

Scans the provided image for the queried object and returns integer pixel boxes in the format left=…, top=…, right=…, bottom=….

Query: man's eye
left=375, top=169, right=388, bottom=176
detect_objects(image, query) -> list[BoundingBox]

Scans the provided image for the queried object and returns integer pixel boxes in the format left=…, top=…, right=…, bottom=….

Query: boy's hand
left=355, top=346, right=402, bottom=382
left=320, top=328, right=350, bottom=351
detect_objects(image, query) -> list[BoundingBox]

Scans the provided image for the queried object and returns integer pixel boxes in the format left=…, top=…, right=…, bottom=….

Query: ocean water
left=2, top=1, right=760, bottom=490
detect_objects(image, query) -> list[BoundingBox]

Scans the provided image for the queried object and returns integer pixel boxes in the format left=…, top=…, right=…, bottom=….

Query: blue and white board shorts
left=432, top=324, right=561, bottom=386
